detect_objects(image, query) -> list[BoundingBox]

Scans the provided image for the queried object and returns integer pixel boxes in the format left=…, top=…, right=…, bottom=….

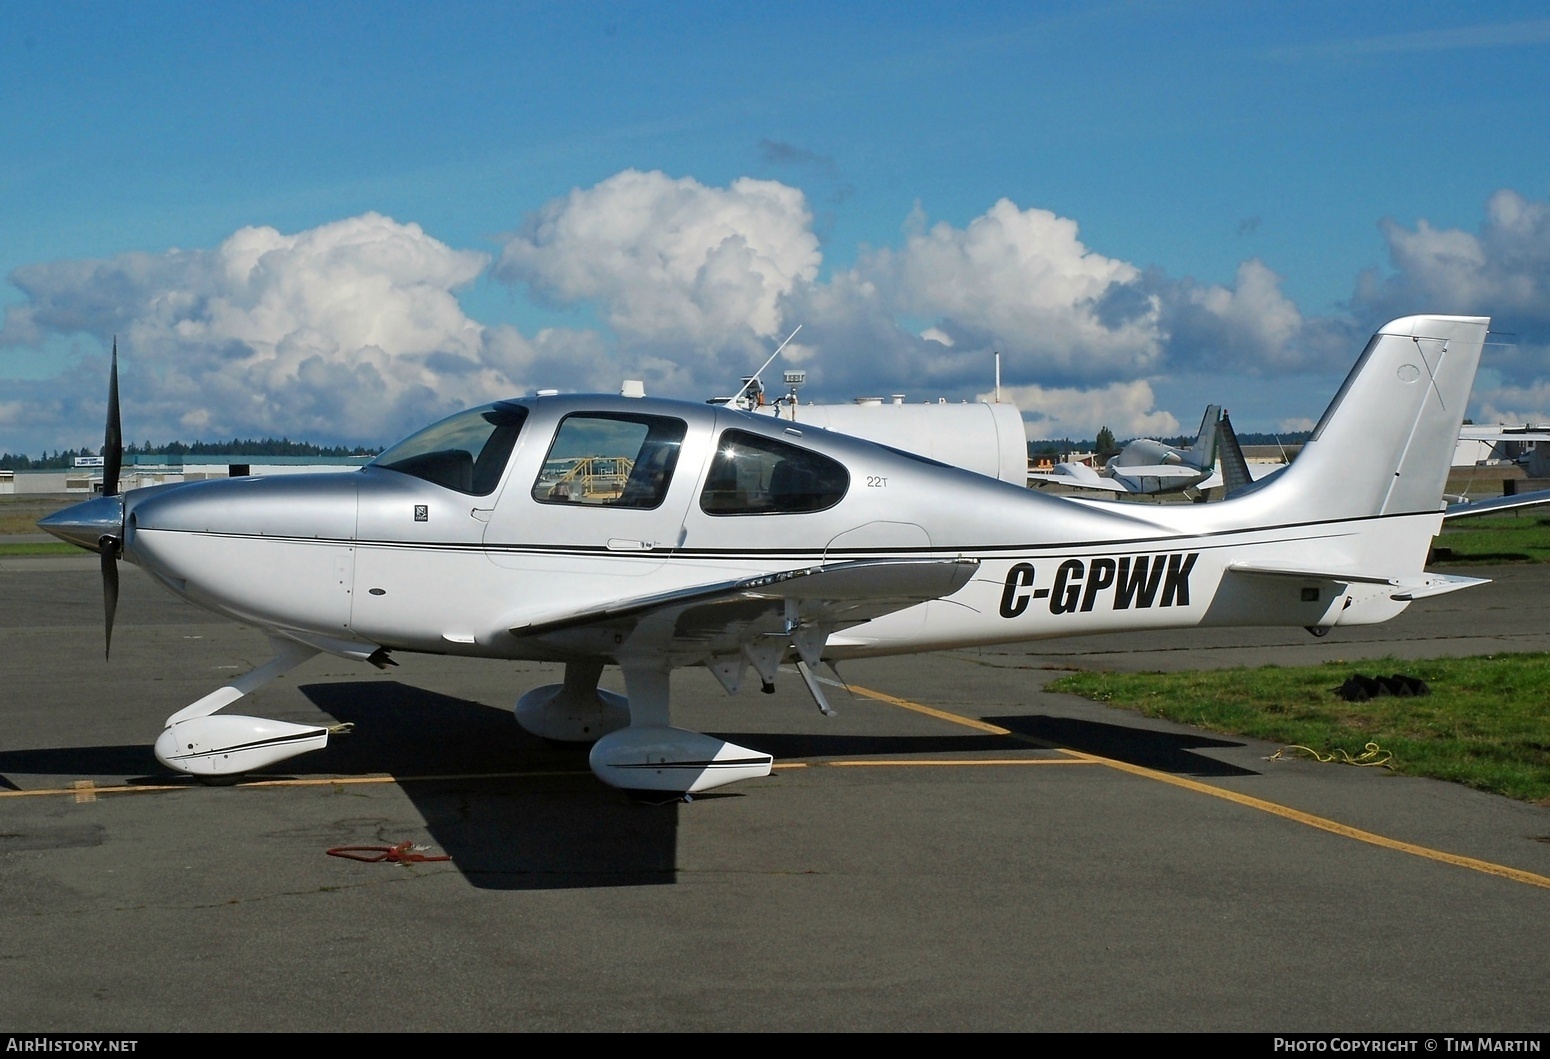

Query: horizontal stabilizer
left=1114, top=464, right=1212, bottom=480
left=1229, top=562, right=1488, bottom=601
left=1027, top=474, right=1127, bottom=491
left=1387, top=574, right=1490, bottom=601
left=1444, top=488, right=1550, bottom=520
left=1459, top=425, right=1550, bottom=441
left=1227, top=561, right=1397, bottom=585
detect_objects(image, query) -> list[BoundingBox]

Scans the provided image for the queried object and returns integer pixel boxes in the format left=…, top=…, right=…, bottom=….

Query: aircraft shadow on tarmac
left=0, top=680, right=1256, bottom=890
left=297, top=681, right=1053, bottom=891
left=990, top=715, right=1258, bottom=778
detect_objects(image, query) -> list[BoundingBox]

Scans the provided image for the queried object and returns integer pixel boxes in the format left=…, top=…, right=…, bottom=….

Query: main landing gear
left=514, top=659, right=773, bottom=796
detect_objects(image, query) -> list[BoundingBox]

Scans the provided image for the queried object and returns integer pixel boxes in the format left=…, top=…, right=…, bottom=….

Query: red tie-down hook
left=326, top=841, right=451, bottom=864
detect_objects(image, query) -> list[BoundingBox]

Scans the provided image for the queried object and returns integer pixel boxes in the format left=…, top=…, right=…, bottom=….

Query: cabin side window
left=532, top=413, right=688, bottom=509
left=373, top=402, right=528, bottom=496
left=699, top=429, right=849, bottom=515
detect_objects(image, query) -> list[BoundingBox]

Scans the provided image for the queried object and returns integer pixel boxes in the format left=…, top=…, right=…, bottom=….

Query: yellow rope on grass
left=1268, top=741, right=1395, bottom=769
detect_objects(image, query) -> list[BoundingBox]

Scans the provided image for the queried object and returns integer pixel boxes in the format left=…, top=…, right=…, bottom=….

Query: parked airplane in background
left=42, top=316, right=1499, bottom=798
left=1455, top=423, right=1550, bottom=481
left=1029, top=406, right=1224, bottom=497
left=1457, top=423, right=1550, bottom=446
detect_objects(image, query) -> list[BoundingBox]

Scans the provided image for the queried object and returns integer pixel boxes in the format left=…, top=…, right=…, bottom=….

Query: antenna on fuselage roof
left=727, top=325, right=802, bottom=411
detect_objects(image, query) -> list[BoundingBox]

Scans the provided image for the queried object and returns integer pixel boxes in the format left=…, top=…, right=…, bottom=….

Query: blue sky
left=4, top=1, right=1550, bottom=452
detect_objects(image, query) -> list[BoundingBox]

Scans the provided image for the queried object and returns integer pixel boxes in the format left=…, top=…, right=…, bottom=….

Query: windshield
left=373, top=402, right=529, bottom=496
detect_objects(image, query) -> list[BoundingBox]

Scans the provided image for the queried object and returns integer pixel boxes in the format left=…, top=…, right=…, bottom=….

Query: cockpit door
left=484, top=409, right=708, bottom=577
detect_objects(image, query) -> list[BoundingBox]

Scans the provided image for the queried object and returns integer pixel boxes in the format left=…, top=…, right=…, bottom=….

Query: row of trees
left=0, top=438, right=380, bottom=471
left=0, top=447, right=100, bottom=471
left=1028, top=427, right=1311, bottom=461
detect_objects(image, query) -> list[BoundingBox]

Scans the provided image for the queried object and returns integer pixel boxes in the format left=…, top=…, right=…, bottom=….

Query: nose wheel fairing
left=155, top=715, right=332, bottom=777
left=152, top=636, right=331, bottom=779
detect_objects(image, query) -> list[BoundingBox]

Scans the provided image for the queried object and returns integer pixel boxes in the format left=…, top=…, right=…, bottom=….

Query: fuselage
left=112, top=392, right=1434, bottom=665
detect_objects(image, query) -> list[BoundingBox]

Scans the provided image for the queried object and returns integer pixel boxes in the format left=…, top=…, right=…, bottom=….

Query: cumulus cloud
left=1156, top=259, right=1314, bottom=372
left=489, top=180, right=1311, bottom=406
left=0, top=213, right=536, bottom=447
left=13, top=173, right=1550, bottom=455
left=1356, top=190, right=1550, bottom=327
left=778, top=196, right=1350, bottom=408
left=1471, top=382, right=1550, bottom=427
left=989, top=379, right=1181, bottom=441
left=495, top=169, right=820, bottom=361
left=1349, top=188, right=1550, bottom=417
left=855, top=199, right=1163, bottom=377
left=0, top=180, right=1341, bottom=451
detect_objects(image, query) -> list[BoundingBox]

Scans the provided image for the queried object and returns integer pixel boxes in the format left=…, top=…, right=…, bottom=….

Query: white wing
left=510, top=557, right=979, bottom=689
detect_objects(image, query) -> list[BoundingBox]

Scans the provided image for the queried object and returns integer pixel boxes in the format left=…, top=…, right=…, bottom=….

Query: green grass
left=1047, top=654, right=1550, bottom=804
left=0, top=541, right=85, bottom=557
left=1433, top=513, right=1550, bottom=564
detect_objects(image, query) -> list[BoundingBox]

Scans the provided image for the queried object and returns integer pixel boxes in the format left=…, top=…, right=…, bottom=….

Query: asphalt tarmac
left=1, top=555, right=1547, bottom=1032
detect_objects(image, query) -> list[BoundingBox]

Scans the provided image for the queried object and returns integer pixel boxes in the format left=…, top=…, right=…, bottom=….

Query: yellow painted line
left=827, top=758, right=1096, bottom=768
left=0, top=782, right=185, bottom=798
left=848, top=684, right=1012, bottom=734
left=260, top=770, right=590, bottom=787
left=852, top=685, right=1550, bottom=892
left=1060, top=749, right=1550, bottom=890
left=771, top=762, right=808, bottom=771
left=0, top=769, right=594, bottom=799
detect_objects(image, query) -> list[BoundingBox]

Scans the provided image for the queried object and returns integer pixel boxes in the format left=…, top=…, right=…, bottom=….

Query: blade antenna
left=728, top=325, right=802, bottom=408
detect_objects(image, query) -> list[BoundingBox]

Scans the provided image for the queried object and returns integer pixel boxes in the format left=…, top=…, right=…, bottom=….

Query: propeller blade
left=100, top=538, right=119, bottom=659
left=103, top=338, right=121, bottom=498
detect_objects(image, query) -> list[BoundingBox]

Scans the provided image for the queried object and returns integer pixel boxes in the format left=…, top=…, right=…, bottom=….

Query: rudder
left=1250, top=315, right=1488, bottom=521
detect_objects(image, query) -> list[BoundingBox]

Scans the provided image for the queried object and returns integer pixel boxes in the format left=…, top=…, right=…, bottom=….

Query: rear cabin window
left=533, top=413, right=687, bottom=509
left=373, top=402, right=528, bottom=496
left=700, top=429, right=849, bottom=515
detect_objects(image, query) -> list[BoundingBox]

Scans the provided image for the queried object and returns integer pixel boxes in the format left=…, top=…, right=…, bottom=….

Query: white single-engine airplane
left=42, top=315, right=1495, bottom=796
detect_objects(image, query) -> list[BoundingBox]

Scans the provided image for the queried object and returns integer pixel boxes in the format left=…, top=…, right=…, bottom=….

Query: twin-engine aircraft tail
left=1186, top=404, right=1221, bottom=472
left=1227, top=315, right=1489, bottom=522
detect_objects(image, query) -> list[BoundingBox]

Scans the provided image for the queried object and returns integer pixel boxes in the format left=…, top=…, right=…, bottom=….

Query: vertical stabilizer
left=1248, top=316, right=1488, bottom=521
left=1216, top=411, right=1253, bottom=496
left=1188, top=405, right=1221, bottom=470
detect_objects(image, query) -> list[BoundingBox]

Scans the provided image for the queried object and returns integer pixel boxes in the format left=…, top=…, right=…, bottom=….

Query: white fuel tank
left=755, top=399, right=1027, bottom=484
